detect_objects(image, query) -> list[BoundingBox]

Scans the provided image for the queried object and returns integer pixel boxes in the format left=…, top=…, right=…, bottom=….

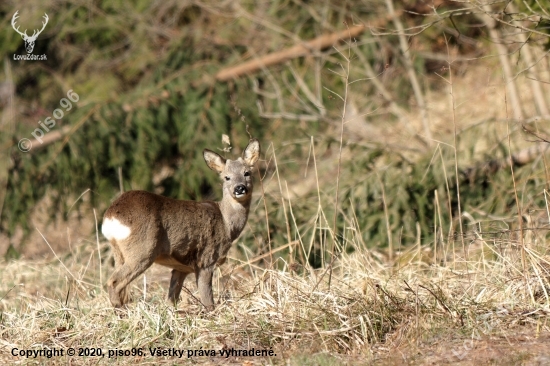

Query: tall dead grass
left=0, top=220, right=549, bottom=364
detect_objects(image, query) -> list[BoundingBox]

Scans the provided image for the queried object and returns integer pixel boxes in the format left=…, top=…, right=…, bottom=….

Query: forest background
left=1, top=0, right=550, bottom=364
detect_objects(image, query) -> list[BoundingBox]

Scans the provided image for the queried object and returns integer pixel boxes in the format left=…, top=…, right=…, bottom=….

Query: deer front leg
left=168, top=270, right=189, bottom=306
left=195, top=267, right=215, bottom=311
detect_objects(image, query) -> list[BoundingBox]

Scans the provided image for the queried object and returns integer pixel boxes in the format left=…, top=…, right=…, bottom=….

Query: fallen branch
left=29, top=125, right=72, bottom=151
left=215, top=12, right=404, bottom=82
left=4, top=105, right=99, bottom=154
left=215, top=25, right=366, bottom=81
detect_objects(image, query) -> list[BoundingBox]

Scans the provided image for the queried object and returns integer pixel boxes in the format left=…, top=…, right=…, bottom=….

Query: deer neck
left=218, top=195, right=251, bottom=241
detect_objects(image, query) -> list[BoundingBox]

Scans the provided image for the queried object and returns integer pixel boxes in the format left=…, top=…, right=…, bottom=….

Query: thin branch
left=385, top=0, right=432, bottom=143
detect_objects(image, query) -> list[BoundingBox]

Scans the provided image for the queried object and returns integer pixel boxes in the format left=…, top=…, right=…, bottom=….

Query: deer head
left=11, top=11, right=49, bottom=54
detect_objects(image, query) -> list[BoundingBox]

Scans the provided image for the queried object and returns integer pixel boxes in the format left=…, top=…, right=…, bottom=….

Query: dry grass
left=1, top=225, right=549, bottom=365
left=3, top=9, right=550, bottom=364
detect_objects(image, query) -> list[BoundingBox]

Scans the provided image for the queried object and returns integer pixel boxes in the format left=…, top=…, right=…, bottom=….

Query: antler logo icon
left=11, top=11, right=49, bottom=54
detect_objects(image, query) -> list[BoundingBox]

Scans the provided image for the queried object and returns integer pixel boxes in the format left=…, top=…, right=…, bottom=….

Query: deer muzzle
left=234, top=184, right=247, bottom=198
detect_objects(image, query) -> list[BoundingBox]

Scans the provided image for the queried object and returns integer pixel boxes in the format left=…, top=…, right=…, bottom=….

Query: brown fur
left=102, top=139, right=260, bottom=310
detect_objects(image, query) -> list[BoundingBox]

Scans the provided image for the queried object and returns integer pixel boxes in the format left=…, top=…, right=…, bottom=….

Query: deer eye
left=244, top=171, right=251, bottom=177
left=225, top=176, right=230, bottom=181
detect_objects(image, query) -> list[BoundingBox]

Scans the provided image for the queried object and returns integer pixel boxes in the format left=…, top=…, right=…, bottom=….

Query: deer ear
left=243, top=139, right=260, bottom=167
left=203, top=149, right=226, bottom=173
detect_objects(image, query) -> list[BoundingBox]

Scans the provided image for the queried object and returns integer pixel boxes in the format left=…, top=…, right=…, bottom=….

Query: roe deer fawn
left=101, top=139, right=260, bottom=310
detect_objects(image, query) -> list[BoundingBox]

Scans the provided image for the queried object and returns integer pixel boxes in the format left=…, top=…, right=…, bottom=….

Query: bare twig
left=508, top=3, right=549, bottom=116
left=328, top=25, right=353, bottom=288
left=385, top=0, right=432, bottom=143
left=476, top=4, right=523, bottom=120
left=233, top=240, right=299, bottom=270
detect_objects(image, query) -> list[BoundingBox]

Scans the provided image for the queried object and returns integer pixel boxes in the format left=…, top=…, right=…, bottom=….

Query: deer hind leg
left=109, top=240, right=129, bottom=304
left=107, top=222, right=166, bottom=307
left=107, top=255, right=156, bottom=308
left=107, top=233, right=160, bottom=308
left=195, top=267, right=215, bottom=311
left=168, top=270, right=190, bottom=306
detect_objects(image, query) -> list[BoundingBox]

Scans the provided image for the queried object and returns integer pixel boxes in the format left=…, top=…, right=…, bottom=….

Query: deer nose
left=234, top=185, right=247, bottom=196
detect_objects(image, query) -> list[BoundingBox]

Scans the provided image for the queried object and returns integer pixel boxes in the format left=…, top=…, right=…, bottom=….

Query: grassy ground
left=1, top=227, right=549, bottom=365
left=2, top=6, right=550, bottom=363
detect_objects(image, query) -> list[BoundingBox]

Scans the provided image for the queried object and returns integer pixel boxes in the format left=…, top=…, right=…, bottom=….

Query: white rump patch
left=102, top=217, right=131, bottom=241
